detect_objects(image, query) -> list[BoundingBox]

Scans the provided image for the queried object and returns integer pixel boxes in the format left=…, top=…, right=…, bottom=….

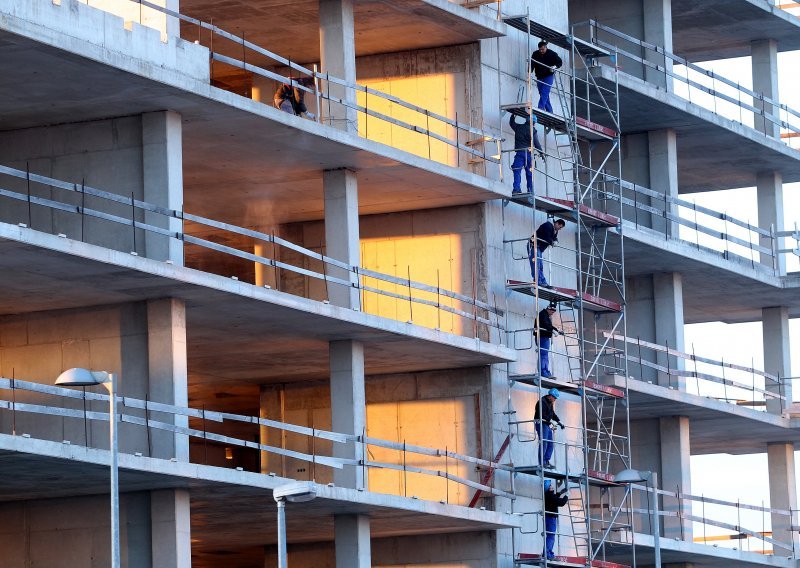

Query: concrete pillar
left=751, top=39, right=780, bottom=139
left=757, top=171, right=785, bottom=273
left=659, top=416, right=691, bottom=540
left=642, top=0, right=673, bottom=91
left=648, top=129, right=679, bottom=237
left=654, top=272, right=685, bottom=388
left=334, top=514, right=371, bottom=568
left=323, top=168, right=360, bottom=309
left=329, top=340, right=371, bottom=568
left=147, top=298, right=189, bottom=461
left=767, top=443, right=799, bottom=556
left=259, top=384, right=285, bottom=475
left=150, top=489, right=191, bottom=568
left=319, top=0, right=358, bottom=132
left=762, top=306, right=792, bottom=415
left=142, top=111, right=184, bottom=265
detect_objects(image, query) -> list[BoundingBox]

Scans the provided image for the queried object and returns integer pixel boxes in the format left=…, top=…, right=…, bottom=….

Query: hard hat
left=548, top=388, right=560, bottom=399
left=531, top=114, right=538, bottom=124
left=544, top=480, right=552, bottom=491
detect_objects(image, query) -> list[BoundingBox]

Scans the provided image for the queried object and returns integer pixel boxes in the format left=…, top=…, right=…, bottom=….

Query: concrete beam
left=757, top=171, right=785, bottom=274
left=142, top=111, right=184, bottom=264
left=324, top=168, right=361, bottom=310
left=751, top=39, right=780, bottom=139
left=767, top=443, right=798, bottom=556
left=763, top=306, right=792, bottom=416
left=319, top=0, right=358, bottom=132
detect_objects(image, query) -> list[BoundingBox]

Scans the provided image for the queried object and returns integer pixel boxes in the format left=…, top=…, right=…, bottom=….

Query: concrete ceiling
left=671, top=0, right=800, bottom=61
left=180, top=0, right=505, bottom=64
left=604, top=376, right=800, bottom=455
left=0, top=435, right=516, bottom=567
left=0, top=227, right=515, bottom=389
left=606, top=225, right=800, bottom=324
left=590, top=66, right=800, bottom=193
left=0, top=22, right=507, bottom=230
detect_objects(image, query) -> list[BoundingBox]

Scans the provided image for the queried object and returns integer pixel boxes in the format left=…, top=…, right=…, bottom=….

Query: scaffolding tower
left=498, top=14, right=635, bottom=568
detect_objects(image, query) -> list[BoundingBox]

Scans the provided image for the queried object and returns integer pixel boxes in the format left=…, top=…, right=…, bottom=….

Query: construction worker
left=274, top=77, right=316, bottom=119
left=509, top=112, right=545, bottom=195
left=534, top=387, right=564, bottom=469
left=528, top=219, right=565, bottom=287
left=530, top=40, right=563, bottom=113
left=543, top=479, right=569, bottom=559
left=536, top=304, right=562, bottom=379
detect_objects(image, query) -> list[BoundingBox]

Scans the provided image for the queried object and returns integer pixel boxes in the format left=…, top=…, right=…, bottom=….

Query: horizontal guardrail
left=0, top=163, right=505, bottom=339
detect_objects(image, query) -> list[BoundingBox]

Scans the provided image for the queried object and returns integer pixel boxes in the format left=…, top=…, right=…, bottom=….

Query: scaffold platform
left=506, top=282, right=622, bottom=313
left=506, top=194, right=620, bottom=227
left=516, top=555, right=630, bottom=568
left=501, top=104, right=617, bottom=141
left=508, top=375, right=625, bottom=399
left=511, top=465, right=619, bottom=486
left=502, top=16, right=611, bottom=59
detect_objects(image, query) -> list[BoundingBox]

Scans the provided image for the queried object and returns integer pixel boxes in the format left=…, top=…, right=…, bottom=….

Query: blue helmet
left=531, top=113, right=538, bottom=125
left=544, top=480, right=552, bottom=491
left=548, top=388, right=560, bottom=399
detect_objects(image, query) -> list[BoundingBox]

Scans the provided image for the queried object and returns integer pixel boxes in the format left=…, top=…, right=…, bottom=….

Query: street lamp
left=615, top=469, right=661, bottom=568
left=55, top=368, right=120, bottom=568
left=274, top=481, right=318, bottom=568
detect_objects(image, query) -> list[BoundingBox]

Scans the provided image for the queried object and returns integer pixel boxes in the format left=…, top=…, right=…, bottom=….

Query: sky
left=660, top=26, right=800, bottom=549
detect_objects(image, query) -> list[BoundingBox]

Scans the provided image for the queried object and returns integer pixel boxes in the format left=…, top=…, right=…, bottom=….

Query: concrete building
left=0, top=0, right=798, bottom=567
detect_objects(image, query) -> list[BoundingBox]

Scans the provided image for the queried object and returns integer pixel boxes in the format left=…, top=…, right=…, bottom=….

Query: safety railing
left=87, top=0, right=501, bottom=168
left=0, top=163, right=505, bottom=341
left=601, top=482, right=798, bottom=558
left=601, top=333, right=787, bottom=412
left=579, top=20, right=800, bottom=144
left=0, top=376, right=515, bottom=505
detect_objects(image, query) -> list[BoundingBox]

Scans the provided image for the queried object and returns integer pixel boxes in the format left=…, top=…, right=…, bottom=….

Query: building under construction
left=0, top=0, right=799, bottom=566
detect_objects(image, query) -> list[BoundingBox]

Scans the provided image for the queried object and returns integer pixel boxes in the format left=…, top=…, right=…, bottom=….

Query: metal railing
left=0, top=163, right=505, bottom=340
left=580, top=20, right=800, bottom=144
left=602, top=333, right=786, bottom=412
left=0, top=376, right=515, bottom=504
left=81, top=0, right=502, bottom=167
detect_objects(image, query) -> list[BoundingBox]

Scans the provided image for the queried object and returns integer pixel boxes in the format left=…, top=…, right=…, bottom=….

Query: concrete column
left=648, top=129, right=679, bottom=237
left=323, top=168, right=360, bottom=309
left=335, top=514, right=371, bottom=568
left=142, top=111, right=184, bottom=265
left=751, top=39, right=780, bottom=139
left=659, top=416, right=691, bottom=540
left=150, top=489, right=191, bottom=568
left=654, top=272, right=685, bottom=388
left=762, top=306, right=792, bottom=415
left=329, top=340, right=371, bottom=568
left=757, top=171, right=785, bottom=273
left=642, top=0, right=673, bottom=91
left=259, top=384, right=285, bottom=475
left=319, top=0, right=358, bottom=132
left=147, top=298, right=189, bottom=461
left=767, top=443, right=799, bottom=556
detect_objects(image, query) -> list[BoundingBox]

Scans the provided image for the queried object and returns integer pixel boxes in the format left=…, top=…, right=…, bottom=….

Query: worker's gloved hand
left=558, top=422, right=566, bottom=430
left=550, top=65, right=557, bottom=71
left=538, top=151, right=546, bottom=160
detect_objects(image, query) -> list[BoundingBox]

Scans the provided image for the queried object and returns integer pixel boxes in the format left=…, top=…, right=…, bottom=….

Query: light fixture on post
left=273, top=481, right=318, bottom=568
left=55, top=368, right=120, bottom=568
left=615, top=469, right=661, bottom=568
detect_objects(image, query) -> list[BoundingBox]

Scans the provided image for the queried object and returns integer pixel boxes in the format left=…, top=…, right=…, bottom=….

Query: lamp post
left=273, top=481, right=318, bottom=568
left=55, top=368, right=120, bottom=568
left=615, top=468, right=661, bottom=568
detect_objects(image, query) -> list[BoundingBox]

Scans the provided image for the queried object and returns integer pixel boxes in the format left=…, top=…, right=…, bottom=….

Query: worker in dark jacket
left=528, top=219, right=565, bottom=286
left=534, top=386, right=564, bottom=468
left=274, top=77, right=315, bottom=118
left=509, top=113, right=545, bottom=194
left=530, top=40, right=563, bottom=113
left=543, top=479, right=569, bottom=559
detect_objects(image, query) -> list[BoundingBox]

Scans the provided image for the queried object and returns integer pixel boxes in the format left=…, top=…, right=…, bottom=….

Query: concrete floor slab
left=671, top=0, right=800, bottom=61
left=181, top=0, right=506, bottom=64
left=0, top=6, right=508, bottom=229
left=0, top=434, right=519, bottom=566
left=0, top=224, right=515, bottom=384
left=604, top=375, right=800, bottom=455
left=591, top=66, right=800, bottom=192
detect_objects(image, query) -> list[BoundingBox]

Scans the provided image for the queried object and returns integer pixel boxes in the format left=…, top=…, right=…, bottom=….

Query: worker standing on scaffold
left=509, top=112, right=545, bottom=195
left=534, top=387, right=564, bottom=469
left=530, top=40, right=563, bottom=113
left=543, top=479, right=569, bottom=559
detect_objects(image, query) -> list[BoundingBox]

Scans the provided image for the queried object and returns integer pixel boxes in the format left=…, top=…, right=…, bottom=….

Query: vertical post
left=651, top=472, right=662, bottom=568
left=277, top=499, right=287, bottom=568
left=108, top=373, right=121, bottom=568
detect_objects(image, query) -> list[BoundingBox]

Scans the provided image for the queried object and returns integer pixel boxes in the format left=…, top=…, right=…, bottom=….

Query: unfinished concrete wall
left=73, top=0, right=179, bottom=38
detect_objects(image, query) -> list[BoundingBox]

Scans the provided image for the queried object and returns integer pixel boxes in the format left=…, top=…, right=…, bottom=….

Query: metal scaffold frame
left=495, top=11, right=636, bottom=568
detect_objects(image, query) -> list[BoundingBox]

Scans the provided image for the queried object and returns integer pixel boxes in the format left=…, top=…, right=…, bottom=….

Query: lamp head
left=274, top=482, right=317, bottom=503
left=614, top=468, right=650, bottom=483
left=55, top=368, right=112, bottom=387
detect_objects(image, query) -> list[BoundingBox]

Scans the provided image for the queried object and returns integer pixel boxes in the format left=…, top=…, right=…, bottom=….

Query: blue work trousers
left=527, top=244, right=548, bottom=286
left=538, top=336, right=552, bottom=377
left=511, top=150, right=533, bottom=192
left=544, top=514, right=559, bottom=558
left=537, top=74, right=555, bottom=113
left=535, top=421, right=554, bottom=464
